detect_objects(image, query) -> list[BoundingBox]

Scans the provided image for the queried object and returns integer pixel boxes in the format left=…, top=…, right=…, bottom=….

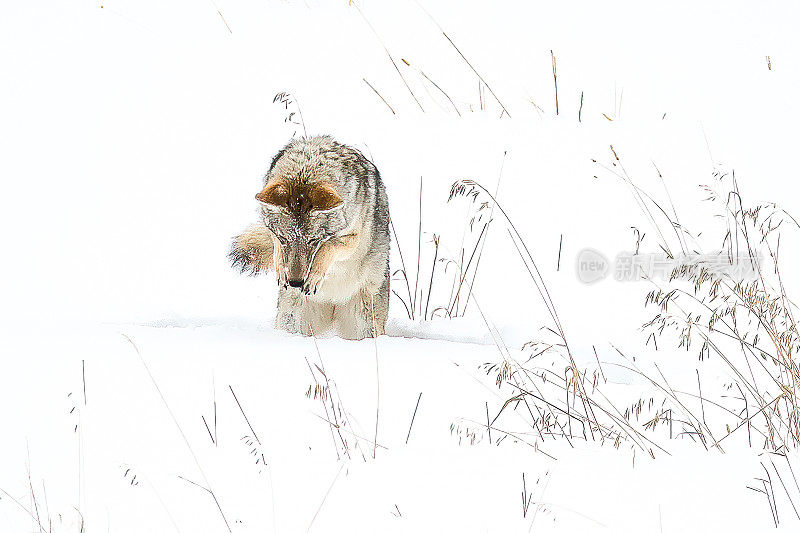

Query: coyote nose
left=288, top=279, right=304, bottom=288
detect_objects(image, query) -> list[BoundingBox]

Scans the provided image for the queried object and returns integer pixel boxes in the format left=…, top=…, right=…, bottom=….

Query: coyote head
left=257, top=177, right=347, bottom=289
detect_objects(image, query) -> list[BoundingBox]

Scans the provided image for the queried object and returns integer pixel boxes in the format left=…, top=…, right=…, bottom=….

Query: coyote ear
left=310, top=184, right=343, bottom=212
left=256, top=182, right=289, bottom=208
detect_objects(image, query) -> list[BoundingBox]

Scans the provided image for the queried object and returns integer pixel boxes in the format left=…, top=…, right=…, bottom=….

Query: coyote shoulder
left=229, top=136, right=390, bottom=340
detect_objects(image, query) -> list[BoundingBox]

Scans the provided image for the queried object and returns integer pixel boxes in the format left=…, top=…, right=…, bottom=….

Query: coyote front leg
left=302, top=234, right=360, bottom=295
left=229, top=224, right=276, bottom=276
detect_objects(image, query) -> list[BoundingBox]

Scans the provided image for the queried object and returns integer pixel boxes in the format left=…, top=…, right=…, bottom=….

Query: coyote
left=229, top=136, right=390, bottom=340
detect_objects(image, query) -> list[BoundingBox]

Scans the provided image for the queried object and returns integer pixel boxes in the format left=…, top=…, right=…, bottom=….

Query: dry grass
left=442, top=149, right=800, bottom=481
left=447, top=179, right=668, bottom=460
left=391, top=174, right=497, bottom=321
left=590, top=147, right=800, bottom=451
left=636, top=167, right=800, bottom=450
left=304, top=334, right=383, bottom=462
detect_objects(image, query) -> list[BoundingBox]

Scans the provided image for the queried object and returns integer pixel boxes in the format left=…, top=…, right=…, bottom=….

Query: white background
left=1, top=1, right=799, bottom=531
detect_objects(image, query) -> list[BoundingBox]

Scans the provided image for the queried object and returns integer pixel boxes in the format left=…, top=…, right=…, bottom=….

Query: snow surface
left=1, top=0, right=800, bottom=531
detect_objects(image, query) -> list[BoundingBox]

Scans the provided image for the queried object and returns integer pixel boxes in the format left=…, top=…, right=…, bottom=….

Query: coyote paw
left=229, top=225, right=274, bottom=276
left=229, top=243, right=260, bottom=275
left=302, top=272, right=324, bottom=296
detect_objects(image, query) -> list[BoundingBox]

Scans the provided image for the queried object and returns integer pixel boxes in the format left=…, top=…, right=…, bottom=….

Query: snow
left=1, top=0, right=800, bottom=531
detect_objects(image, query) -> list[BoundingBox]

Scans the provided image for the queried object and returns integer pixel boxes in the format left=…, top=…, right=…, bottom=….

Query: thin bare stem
left=363, top=78, right=396, bottom=115
left=406, top=392, right=423, bottom=444
left=551, top=50, right=558, bottom=115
